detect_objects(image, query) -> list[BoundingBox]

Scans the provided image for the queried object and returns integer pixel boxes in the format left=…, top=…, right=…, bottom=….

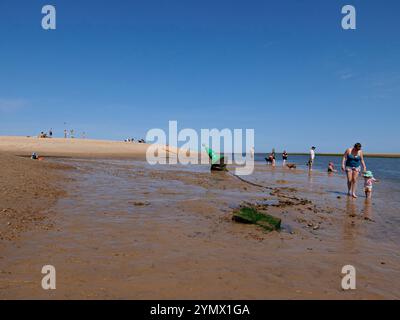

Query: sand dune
left=0, top=136, right=151, bottom=159
left=0, top=136, right=208, bottom=161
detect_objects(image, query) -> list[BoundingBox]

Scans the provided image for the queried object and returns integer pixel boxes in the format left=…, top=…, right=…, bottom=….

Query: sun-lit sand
left=0, top=136, right=151, bottom=158
left=0, top=136, right=207, bottom=161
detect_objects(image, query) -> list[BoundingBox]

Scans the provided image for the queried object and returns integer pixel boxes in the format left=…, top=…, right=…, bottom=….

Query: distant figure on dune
left=342, top=142, right=367, bottom=198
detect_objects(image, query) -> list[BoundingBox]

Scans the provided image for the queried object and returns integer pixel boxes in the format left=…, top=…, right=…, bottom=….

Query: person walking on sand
left=64, top=129, right=67, bottom=138
left=307, top=146, right=316, bottom=170
left=341, top=143, right=367, bottom=198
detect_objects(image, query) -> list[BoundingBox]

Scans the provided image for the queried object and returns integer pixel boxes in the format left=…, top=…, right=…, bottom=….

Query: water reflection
left=342, top=198, right=358, bottom=250
left=344, top=197, right=374, bottom=221
left=361, top=199, right=374, bottom=221
left=307, top=170, right=314, bottom=188
left=345, top=197, right=358, bottom=218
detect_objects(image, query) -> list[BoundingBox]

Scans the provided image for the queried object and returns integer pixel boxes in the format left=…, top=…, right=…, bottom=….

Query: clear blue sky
left=0, top=0, right=399, bottom=153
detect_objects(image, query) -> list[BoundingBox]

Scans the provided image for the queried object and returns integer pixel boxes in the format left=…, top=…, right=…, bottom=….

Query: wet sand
left=1, top=158, right=399, bottom=299
left=0, top=153, right=72, bottom=241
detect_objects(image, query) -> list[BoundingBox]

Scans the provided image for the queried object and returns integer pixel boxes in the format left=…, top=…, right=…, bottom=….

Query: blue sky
left=0, top=0, right=399, bottom=153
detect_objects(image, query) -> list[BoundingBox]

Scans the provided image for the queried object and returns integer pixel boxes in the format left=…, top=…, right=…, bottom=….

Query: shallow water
left=60, top=157, right=400, bottom=262
left=254, top=153, right=400, bottom=183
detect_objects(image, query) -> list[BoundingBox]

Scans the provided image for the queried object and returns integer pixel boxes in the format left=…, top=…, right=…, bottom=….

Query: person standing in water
left=363, top=171, right=378, bottom=199
left=282, top=150, right=288, bottom=166
left=341, top=143, right=367, bottom=198
left=270, top=148, right=276, bottom=166
left=307, top=146, right=316, bottom=170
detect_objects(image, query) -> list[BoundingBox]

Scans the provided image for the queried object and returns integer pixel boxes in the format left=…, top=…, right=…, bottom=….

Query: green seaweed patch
left=232, top=205, right=281, bottom=232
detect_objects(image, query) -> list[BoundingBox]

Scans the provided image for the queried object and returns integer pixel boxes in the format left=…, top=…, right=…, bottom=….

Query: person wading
left=341, top=142, right=367, bottom=198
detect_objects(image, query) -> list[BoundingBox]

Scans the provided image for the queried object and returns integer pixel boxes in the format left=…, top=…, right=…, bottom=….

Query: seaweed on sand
left=232, top=205, right=281, bottom=232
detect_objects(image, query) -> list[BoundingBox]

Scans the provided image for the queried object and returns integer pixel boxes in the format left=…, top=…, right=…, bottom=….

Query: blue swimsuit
left=346, top=153, right=361, bottom=169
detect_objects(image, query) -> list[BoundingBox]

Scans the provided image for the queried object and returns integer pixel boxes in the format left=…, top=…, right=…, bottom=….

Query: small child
left=327, top=162, right=337, bottom=173
left=363, top=171, right=378, bottom=198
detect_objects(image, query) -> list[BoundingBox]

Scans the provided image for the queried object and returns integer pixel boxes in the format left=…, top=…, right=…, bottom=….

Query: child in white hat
left=363, top=171, right=378, bottom=198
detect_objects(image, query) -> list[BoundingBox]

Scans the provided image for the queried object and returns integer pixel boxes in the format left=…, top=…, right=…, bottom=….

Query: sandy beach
left=1, top=138, right=399, bottom=299
left=0, top=136, right=151, bottom=159
left=2, top=0, right=400, bottom=308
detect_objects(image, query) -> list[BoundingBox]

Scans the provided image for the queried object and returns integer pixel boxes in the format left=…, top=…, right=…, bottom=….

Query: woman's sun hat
left=363, top=171, right=374, bottom=178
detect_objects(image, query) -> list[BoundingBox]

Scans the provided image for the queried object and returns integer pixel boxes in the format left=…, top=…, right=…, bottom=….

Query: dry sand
left=0, top=136, right=206, bottom=162
left=0, top=136, right=150, bottom=159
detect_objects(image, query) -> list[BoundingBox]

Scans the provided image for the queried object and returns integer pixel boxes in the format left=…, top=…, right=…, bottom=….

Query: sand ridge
left=0, top=136, right=151, bottom=159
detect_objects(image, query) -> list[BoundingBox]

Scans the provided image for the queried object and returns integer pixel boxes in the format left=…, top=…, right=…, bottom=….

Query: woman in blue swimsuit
left=341, top=143, right=367, bottom=198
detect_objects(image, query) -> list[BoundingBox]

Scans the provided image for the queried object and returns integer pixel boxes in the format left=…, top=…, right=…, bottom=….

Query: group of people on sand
left=38, top=129, right=53, bottom=138
left=124, top=138, right=146, bottom=143
left=40, top=128, right=87, bottom=139
left=265, top=143, right=378, bottom=199
left=63, top=129, right=83, bottom=139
